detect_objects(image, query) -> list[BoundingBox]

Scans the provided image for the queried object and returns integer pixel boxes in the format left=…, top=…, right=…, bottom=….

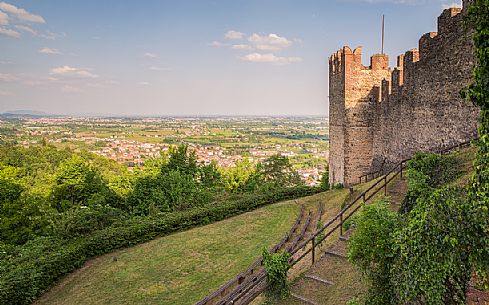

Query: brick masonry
left=328, top=1, right=479, bottom=186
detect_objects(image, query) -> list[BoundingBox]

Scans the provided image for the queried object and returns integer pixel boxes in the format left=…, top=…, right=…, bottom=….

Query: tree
left=257, top=155, right=302, bottom=188
left=199, top=161, right=222, bottom=188
left=320, top=168, right=330, bottom=191
left=162, top=145, right=199, bottom=177
left=128, top=170, right=202, bottom=215
left=221, top=158, right=256, bottom=192
left=51, top=155, right=105, bottom=211
left=0, top=166, right=53, bottom=245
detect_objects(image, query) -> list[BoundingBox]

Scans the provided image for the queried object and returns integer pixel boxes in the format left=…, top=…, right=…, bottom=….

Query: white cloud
left=138, top=81, right=149, bottom=85
left=248, top=33, right=292, bottom=51
left=0, top=73, right=19, bottom=81
left=0, top=10, right=8, bottom=25
left=0, top=60, right=12, bottom=64
left=0, top=2, right=45, bottom=23
left=231, top=44, right=253, bottom=51
left=0, top=26, right=19, bottom=37
left=50, top=66, right=99, bottom=78
left=341, top=0, right=437, bottom=4
left=225, top=30, right=244, bottom=40
left=0, top=90, right=13, bottom=96
left=442, top=2, right=461, bottom=9
left=39, top=47, right=61, bottom=55
left=241, top=53, right=302, bottom=65
left=40, top=30, right=66, bottom=40
left=143, top=52, right=158, bottom=59
left=209, top=41, right=229, bottom=48
left=148, top=66, right=171, bottom=71
left=61, top=85, right=81, bottom=93
left=15, top=24, right=36, bottom=35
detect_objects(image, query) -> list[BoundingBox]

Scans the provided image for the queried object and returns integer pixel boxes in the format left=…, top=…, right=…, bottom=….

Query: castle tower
left=329, top=47, right=391, bottom=186
left=328, top=1, right=479, bottom=187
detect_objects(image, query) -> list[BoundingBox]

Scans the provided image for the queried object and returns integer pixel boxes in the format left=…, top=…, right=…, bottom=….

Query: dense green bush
left=462, top=0, right=489, bottom=284
left=347, top=201, right=400, bottom=305
left=263, top=248, right=291, bottom=301
left=52, top=205, right=127, bottom=238
left=400, top=152, right=459, bottom=214
left=393, top=187, right=472, bottom=304
left=0, top=186, right=318, bottom=305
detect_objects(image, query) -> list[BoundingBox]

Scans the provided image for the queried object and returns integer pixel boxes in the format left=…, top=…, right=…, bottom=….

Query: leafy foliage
left=258, top=155, right=302, bottom=188
left=0, top=141, right=315, bottom=304
left=393, top=187, right=472, bottom=304
left=400, top=152, right=459, bottom=213
left=262, top=248, right=291, bottom=301
left=461, top=0, right=489, bottom=283
left=320, top=168, right=330, bottom=191
left=51, top=155, right=107, bottom=211
left=347, top=201, right=399, bottom=305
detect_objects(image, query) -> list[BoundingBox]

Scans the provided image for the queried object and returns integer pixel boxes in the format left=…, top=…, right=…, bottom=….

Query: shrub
left=263, top=248, right=291, bottom=301
left=400, top=152, right=459, bottom=214
left=347, top=200, right=400, bottom=305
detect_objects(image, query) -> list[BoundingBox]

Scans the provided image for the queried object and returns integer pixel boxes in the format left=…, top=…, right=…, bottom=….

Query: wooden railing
left=195, top=138, right=476, bottom=305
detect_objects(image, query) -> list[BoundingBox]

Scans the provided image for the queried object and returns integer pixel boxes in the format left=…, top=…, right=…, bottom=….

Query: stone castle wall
left=329, top=2, right=479, bottom=186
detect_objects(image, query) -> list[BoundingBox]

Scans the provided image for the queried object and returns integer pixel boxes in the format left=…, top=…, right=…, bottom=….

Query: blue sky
left=0, top=0, right=461, bottom=116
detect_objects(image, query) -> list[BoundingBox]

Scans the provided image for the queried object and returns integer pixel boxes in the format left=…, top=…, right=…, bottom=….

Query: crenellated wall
left=329, top=3, right=479, bottom=186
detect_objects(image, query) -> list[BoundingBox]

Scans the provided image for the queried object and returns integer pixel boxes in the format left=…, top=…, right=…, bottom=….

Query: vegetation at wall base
left=462, top=0, right=489, bottom=285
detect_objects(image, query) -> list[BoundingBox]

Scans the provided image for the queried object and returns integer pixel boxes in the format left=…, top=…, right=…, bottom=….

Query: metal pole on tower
left=381, top=14, right=385, bottom=54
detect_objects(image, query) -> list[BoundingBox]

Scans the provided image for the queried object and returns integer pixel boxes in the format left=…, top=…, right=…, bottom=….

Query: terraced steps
left=279, top=175, right=408, bottom=305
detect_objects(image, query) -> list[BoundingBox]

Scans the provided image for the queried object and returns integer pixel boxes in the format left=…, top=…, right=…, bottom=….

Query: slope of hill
left=275, top=146, right=478, bottom=305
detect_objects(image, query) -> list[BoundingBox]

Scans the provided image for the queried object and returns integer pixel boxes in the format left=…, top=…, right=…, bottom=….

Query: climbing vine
left=461, top=0, right=489, bottom=280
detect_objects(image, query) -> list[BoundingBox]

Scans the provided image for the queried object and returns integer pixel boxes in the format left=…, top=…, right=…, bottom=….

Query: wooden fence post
left=340, top=212, right=343, bottom=236
left=312, top=238, right=315, bottom=264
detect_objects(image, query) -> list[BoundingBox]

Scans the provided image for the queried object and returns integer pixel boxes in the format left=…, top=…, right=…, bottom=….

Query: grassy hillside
left=275, top=146, right=476, bottom=305
left=33, top=193, right=319, bottom=305
left=35, top=189, right=358, bottom=305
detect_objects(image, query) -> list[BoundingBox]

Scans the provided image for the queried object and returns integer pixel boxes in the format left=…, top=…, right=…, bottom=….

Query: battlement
left=329, top=46, right=390, bottom=76
left=438, top=7, right=462, bottom=34
left=328, top=2, right=478, bottom=186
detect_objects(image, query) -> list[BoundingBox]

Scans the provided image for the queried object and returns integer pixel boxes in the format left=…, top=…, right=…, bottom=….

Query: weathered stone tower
left=329, top=2, right=479, bottom=186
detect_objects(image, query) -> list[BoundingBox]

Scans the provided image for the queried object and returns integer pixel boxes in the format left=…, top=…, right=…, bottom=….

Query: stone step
left=324, top=250, right=347, bottom=259
left=304, top=274, right=334, bottom=286
left=291, top=293, right=321, bottom=305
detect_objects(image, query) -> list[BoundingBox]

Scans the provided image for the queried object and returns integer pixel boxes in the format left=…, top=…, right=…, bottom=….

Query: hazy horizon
left=1, top=0, right=461, bottom=116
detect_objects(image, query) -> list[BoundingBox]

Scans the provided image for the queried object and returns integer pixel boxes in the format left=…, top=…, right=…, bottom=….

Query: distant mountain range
left=0, top=110, right=328, bottom=119
left=0, top=110, right=53, bottom=118
left=3, top=110, right=51, bottom=116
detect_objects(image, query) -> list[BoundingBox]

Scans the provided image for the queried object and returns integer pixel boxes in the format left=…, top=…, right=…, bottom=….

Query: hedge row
left=0, top=186, right=318, bottom=305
